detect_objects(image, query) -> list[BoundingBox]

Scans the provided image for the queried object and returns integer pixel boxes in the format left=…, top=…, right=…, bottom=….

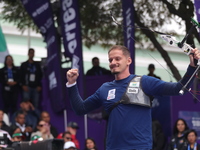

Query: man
left=20, top=48, right=43, bottom=108
left=66, top=122, right=79, bottom=149
left=86, top=57, right=111, bottom=76
left=66, top=45, right=200, bottom=150
left=10, top=111, right=33, bottom=141
left=147, top=63, right=161, bottom=79
left=62, top=131, right=72, bottom=143
left=40, top=111, right=58, bottom=137
left=11, top=101, right=40, bottom=130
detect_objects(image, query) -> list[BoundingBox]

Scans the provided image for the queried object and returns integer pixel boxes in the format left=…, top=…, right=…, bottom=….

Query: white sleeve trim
left=66, top=82, right=77, bottom=87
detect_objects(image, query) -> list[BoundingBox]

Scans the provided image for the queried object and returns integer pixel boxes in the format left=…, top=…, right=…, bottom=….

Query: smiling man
left=66, top=45, right=200, bottom=150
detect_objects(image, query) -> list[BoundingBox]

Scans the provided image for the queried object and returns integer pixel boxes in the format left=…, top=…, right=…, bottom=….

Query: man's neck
left=115, top=73, right=130, bottom=80
left=28, top=59, right=34, bottom=63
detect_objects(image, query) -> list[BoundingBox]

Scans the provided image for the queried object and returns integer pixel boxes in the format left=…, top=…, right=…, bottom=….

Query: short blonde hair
left=108, top=45, right=130, bottom=57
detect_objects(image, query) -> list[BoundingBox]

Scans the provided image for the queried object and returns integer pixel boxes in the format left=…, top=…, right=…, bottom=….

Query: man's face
left=187, top=132, right=196, bottom=144
left=63, top=133, right=72, bottom=143
left=92, top=59, right=100, bottom=67
left=28, top=50, right=35, bottom=59
left=108, top=49, right=131, bottom=74
left=16, top=114, right=25, bottom=125
left=12, top=136, right=22, bottom=142
left=41, top=112, right=50, bottom=123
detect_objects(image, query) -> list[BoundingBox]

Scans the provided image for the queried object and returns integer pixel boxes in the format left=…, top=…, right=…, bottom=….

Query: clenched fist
left=66, top=69, right=79, bottom=84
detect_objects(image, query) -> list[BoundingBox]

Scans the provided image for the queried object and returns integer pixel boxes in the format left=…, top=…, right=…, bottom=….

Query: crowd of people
left=0, top=48, right=100, bottom=150
left=0, top=45, right=200, bottom=150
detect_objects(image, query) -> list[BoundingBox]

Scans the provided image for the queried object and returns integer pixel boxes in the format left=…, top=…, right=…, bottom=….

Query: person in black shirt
left=19, top=48, right=43, bottom=108
left=0, top=55, right=20, bottom=114
left=86, top=57, right=111, bottom=76
left=147, top=64, right=161, bottom=79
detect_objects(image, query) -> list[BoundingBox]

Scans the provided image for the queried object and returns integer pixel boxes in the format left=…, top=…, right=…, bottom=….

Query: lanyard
left=188, top=143, right=197, bottom=150
left=7, top=68, right=13, bottom=79
left=29, top=63, right=36, bottom=73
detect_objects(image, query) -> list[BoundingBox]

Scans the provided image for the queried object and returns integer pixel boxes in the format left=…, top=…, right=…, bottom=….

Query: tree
left=0, top=0, right=198, bottom=81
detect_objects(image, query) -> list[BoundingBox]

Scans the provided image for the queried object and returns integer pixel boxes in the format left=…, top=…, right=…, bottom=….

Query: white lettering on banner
left=47, top=53, right=57, bottom=65
left=45, top=18, right=53, bottom=29
left=72, top=55, right=80, bottom=69
left=62, top=0, right=77, bottom=54
left=192, top=117, right=200, bottom=129
left=47, top=36, right=55, bottom=48
left=40, top=18, right=53, bottom=34
left=32, top=2, right=49, bottom=17
left=63, top=0, right=73, bottom=9
left=49, top=72, right=57, bottom=90
left=68, top=39, right=77, bottom=54
left=40, top=26, right=46, bottom=34
left=126, top=8, right=132, bottom=49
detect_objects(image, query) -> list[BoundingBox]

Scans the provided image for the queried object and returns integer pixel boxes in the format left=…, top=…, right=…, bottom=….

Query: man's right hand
left=66, top=69, right=79, bottom=84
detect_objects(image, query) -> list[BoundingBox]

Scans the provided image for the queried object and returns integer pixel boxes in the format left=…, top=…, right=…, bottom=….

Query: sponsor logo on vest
left=128, top=88, right=138, bottom=94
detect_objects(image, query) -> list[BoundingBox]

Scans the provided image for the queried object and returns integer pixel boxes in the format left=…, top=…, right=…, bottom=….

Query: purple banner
left=60, top=0, right=84, bottom=96
left=21, top=0, right=66, bottom=112
left=179, top=111, right=200, bottom=141
left=121, top=0, right=135, bottom=74
left=194, top=0, right=200, bottom=22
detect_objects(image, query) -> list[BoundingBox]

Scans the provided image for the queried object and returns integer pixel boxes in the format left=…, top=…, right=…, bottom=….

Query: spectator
left=11, top=133, right=24, bottom=142
left=152, top=119, right=166, bottom=150
left=63, top=141, right=76, bottom=150
left=19, top=48, right=43, bottom=108
left=10, top=126, right=22, bottom=137
left=10, top=111, right=33, bottom=141
left=40, top=111, right=58, bottom=137
left=31, top=120, right=53, bottom=140
left=0, top=55, right=20, bottom=114
left=167, top=118, right=189, bottom=150
left=0, top=110, right=11, bottom=134
left=11, top=101, right=40, bottom=129
left=184, top=129, right=200, bottom=150
left=147, top=63, right=161, bottom=79
left=86, top=57, right=111, bottom=76
left=62, top=131, right=73, bottom=143
left=84, top=137, right=98, bottom=150
left=66, top=122, right=80, bottom=149
left=57, top=122, right=80, bottom=149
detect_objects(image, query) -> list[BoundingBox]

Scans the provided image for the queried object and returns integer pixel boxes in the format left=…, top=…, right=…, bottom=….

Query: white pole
left=84, top=114, right=88, bottom=139
left=27, top=28, right=31, bottom=49
left=64, top=109, right=67, bottom=131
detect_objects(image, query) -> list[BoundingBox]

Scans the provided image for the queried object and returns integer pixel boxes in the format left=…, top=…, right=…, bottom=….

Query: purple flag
left=194, top=0, right=200, bottom=22
left=21, top=0, right=66, bottom=112
left=60, top=0, right=84, bottom=96
left=121, top=0, right=135, bottom=74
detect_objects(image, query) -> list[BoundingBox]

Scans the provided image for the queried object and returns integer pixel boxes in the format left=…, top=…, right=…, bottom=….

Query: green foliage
left=0, top=0, right=196, bottom=49
left=1, top=0, right=38, bottom=32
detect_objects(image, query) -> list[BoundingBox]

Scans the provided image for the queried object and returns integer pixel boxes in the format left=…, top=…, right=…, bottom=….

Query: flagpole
left=27, top=28, right=31, bottom=49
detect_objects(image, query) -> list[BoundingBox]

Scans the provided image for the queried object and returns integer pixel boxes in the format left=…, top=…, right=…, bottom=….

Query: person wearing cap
left=147, top=63, right=161, bottom=79
left=66, top=122, right=80, bottom=149
left=63, top=141, right=76, bottom=150
left=12, top=133, right=24, bottom=142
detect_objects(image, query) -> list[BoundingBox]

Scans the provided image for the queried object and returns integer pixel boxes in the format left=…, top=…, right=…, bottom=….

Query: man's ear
left=127, top=57, right=132, bottom=65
